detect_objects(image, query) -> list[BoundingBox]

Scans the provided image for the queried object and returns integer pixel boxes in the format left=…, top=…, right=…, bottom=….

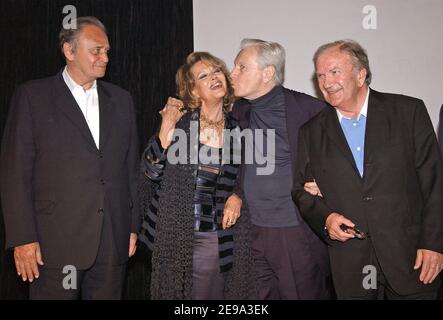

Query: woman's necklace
left=200, top=110, right=225, bottom=145
left=200, top=110, right=225, bottom=131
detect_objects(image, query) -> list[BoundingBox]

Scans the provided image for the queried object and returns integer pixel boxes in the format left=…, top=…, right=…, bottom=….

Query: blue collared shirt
left=337, top=89, right=370, bottom=177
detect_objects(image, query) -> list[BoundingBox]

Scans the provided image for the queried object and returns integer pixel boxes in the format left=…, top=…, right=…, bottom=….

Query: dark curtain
left=0, top=0, right=193, bottom=299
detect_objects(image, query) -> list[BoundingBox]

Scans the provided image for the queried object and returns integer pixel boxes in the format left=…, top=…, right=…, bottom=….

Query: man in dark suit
left=0, top=16, right=140, bottom=299
left=225, top=39, right=331, bottom=299
left=292, top=39, right=443, bottom=299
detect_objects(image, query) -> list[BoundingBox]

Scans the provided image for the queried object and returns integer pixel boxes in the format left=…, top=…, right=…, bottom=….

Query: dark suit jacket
left=292, top=89, right=443, bottom=298
left=0, top=71, right=141, bottom=269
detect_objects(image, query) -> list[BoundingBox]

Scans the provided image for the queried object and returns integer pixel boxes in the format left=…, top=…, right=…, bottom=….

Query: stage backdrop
left=194, top=0, right=443, bottom=130
left=0, top=0, right=193, bottom=299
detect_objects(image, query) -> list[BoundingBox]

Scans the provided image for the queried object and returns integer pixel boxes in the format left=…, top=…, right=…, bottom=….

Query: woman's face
left=190, top=60, right=227, bottom=106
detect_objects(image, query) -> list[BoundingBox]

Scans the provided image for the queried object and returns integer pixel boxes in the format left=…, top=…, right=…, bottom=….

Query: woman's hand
left=158, top=97, right=186, bottom=148
left=304, top=180, right=323, bottom=197
left=222, top=193, right=242, bottom=229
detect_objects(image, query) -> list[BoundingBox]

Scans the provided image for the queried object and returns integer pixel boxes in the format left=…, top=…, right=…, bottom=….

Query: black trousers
left=251, top=223, right=330, bottom=300
left=344, top=246, right=438, bottom=300
left=29, top=210, right=126, bottom=300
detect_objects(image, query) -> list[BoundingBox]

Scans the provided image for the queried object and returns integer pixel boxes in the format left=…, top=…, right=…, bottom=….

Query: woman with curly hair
left=138, top=52, right=257, bottom=300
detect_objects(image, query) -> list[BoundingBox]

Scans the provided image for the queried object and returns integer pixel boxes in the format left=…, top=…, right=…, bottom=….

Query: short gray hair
left=59, top=16, right=107, bottom=57
left=313, top=39, right=372, bottom=86
left=239, top=38, right=286, bottom=85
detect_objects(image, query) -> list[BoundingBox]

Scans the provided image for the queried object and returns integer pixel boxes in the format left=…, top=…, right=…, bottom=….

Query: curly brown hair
left=176, top=52, right=235, bottom=111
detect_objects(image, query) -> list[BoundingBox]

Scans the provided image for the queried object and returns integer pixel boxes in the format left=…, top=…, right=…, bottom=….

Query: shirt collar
left=336, top=88, right=370, bottom=122
left=62, top=66, right=97, bottom=92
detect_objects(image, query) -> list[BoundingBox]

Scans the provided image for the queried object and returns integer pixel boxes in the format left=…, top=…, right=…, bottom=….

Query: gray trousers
left=191, top=231, right=225, bottom=300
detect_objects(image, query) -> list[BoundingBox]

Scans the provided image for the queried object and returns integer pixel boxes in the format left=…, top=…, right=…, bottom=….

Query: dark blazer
left=292, top=89, right=443, bottom=298
left=0, top=71, right=141, bottom=269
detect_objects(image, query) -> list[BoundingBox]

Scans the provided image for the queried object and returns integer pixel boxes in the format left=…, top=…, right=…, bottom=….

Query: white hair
left=240, top=38, right=286, bottom=85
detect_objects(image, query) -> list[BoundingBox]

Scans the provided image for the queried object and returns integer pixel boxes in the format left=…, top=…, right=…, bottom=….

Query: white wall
left=194, top=0, right=443, bottom=129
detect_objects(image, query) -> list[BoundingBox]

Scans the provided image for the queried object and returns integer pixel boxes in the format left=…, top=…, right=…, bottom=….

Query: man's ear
left=357, top=68, right=367, bottom=87
left=63, top=42, right=75, bottom=61
left=263, top=66, right=276, bottom=84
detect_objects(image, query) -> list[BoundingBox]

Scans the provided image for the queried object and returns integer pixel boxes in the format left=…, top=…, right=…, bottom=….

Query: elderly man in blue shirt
left=293, top=39, right=443, bottom=300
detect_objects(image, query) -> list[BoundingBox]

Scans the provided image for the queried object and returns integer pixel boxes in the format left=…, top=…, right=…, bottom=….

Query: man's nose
left=101, top=52, right=109, bottom=63
left=322, top=74, right=332, bottom=88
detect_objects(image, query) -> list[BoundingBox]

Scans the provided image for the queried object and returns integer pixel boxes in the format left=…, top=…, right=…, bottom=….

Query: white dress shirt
left=62, top=66, right=100, bottom=149
left=336, top=88, right=370, bottom=121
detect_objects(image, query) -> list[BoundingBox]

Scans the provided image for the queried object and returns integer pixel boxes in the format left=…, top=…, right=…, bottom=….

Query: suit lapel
left=53, top=72, right=97, bottom=151
left=320, top=106, right=361, bottom=178
left=363, top=90, right=387, bottom=180
left=97, top=82, right=113, bottom=151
